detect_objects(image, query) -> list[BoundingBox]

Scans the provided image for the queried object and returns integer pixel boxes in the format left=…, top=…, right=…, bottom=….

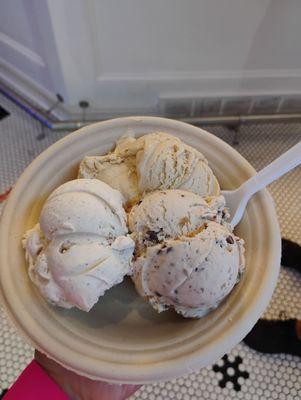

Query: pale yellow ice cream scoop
left=136, top=132, right=220, bottom=197
left=79, top=132, right=220, bottom=205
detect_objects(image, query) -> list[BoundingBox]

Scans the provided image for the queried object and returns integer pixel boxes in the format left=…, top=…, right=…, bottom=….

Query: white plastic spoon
left=221, top=141, right=301, bottom=228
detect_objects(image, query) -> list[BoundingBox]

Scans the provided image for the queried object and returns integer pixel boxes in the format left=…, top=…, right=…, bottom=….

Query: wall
left=0, top=0, right=301, bottom=118
left=0, top=0, right=68, bottom=115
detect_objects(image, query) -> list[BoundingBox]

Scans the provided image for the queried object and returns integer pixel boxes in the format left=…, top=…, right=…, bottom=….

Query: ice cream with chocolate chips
left=23, top=131, right=245, bottom=319
left=129, top=190, right=244, bottom=318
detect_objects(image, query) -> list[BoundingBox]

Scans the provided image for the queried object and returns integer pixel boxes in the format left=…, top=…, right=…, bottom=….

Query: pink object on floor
left=0, top=187, right=12, bottom=203
left=3, top=360, right=68, bottom=400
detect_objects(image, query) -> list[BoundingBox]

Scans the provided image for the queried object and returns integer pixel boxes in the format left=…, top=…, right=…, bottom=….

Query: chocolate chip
left=181, top=194, right=185, bottom=198
left=175, top=289, right=178, bottom=294
left=166, top=247, right=173, bottom=253
left=154, top=265, right=160, bottom=269
left=226, top=235, right=234, bottom=244
left=146, top=230, right=162, bottom=244
left=59, top=245, right=67, bottom=254
left=59, top=242, right=75, bottom=253
left=155, top=291, right=162, bottom=297
left=195, top=267, right=199, bottom=272
left=138, top=200, right=142, bottom=205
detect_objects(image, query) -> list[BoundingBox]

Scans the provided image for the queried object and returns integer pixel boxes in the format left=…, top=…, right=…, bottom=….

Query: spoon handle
left=244, top=141, right=301, bottom=196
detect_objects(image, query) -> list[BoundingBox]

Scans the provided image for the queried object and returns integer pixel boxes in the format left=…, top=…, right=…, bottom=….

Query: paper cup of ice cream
left=0, top=117, right=281, bottom=383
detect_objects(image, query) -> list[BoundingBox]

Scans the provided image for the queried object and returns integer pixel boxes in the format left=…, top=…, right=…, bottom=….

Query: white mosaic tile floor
left=0, top=93, right=300, bottom=399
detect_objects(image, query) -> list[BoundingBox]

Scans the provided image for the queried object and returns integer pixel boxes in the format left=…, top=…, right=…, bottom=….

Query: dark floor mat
left=0, top=105, right=10, bottom=120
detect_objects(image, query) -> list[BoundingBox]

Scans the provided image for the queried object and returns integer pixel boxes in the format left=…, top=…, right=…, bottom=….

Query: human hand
left=35, top=350, right=141, bottom=400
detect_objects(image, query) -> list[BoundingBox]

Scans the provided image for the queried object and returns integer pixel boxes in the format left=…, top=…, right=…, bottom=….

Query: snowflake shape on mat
left=212, top=354, right=249, bottom=391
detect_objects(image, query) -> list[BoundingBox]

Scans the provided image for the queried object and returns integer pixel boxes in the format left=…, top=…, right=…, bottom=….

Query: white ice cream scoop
left=23, top=179, right=135, bottom=311
left=40, top=178, right=127, bottom=239
left=223, top=141, right=301, bottom=227
left=28, top=231, right=134, bottom=311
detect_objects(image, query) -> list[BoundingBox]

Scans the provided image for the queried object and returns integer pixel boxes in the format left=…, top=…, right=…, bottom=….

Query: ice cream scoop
left=78, top=152, right=140, bottom=206
left=40, top=178, right=127, bottom=239
left=133, top=222, right=245, bottom=318
left=136, top=132, right=220, bottom=197
left=128, top=190, right=228, bottom=253
left=78, top=135, right=144, bottom=205
left=23, top=179, right=135, bottom=311
left=79, top=132, right=220, bottom=205
left=129, top=189, right=244, bottom=318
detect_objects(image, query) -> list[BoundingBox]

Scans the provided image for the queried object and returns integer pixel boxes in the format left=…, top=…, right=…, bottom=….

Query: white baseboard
left=1, top=57, right=301, bottom=120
